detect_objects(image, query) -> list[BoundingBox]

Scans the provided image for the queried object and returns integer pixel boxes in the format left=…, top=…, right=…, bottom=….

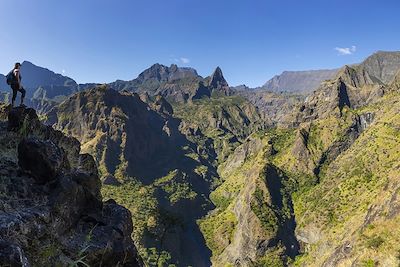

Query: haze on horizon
left=1, top=0, right=399, bottom=87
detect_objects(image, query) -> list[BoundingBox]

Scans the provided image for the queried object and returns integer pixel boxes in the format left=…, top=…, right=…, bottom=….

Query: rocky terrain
left=236, top=89, right=305, bottom=125
left=1, top=50, right=400, bottom=266
left=0, top=105, right=142, bottom=266
left=43, top=82, right=265, bottom=265
left=109, top=64, right=234, bottom=103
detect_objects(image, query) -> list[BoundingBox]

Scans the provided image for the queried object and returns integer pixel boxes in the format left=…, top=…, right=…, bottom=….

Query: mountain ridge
left=261, top=69, right=339, bottom=94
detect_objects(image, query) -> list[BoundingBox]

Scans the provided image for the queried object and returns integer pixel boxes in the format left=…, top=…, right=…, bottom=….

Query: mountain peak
left=359, top=50, right=400, bottom=84
left=208, top=66, right=233, bottom=96
left=21, top=60, right=35, bottom=66
left=209, top=67, right=228, bottom=88
left=137, top=63, right=198, bottom=83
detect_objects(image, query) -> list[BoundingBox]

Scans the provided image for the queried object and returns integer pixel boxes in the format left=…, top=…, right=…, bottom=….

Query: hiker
left=6, top=62, right=26, bottom=107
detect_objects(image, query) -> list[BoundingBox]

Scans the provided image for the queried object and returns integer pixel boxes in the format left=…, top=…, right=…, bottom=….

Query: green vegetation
left=154, top=170, right=197, bottom=204
left=198, top=139, right=266, bottom=262
left=142, top=248, right=175, bottom=267
left=361, top=259, right=376, bottom=267
left=290, top=93, right=400, bottom=265
left=254, top=247, right=285, bottom=267
left=365, top=235, right=385, bottom=249
left=198, top=209, right=237, bottom=257
left=101, top=181, right=174, bottom=265
left=101, top=181, right=158, bottom=241
left=174, top=95, right=263, bottom=162
left=265, top=127, right=297, bottom=157
left=250, top=187, right=278, bottom=232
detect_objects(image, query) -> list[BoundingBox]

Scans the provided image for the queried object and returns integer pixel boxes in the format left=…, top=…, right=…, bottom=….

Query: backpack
left=6, top=70, right=15, bottom=85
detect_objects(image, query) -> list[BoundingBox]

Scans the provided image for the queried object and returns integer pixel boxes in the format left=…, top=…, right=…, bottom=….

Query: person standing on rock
left=6, top=62, right=26, bottom=107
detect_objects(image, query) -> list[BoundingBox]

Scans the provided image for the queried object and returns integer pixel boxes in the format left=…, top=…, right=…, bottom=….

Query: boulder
left=0, top=241, right=30, bottom=267
left=59, top=199, right=141, bottom=267
left=78, top=153, right=98, bottom=176
left=71, top=170, right=102, bottom=208
left=8, top=107, right=39, bottom=132
left=49, top=175, right=88, bottom=234
left=18, top=138, right=67, bottom=184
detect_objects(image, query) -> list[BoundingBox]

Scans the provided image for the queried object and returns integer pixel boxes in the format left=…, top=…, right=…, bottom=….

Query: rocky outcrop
left=359, top=51, right=400, bottom=84
left=294, top=73, right=381, bottom=123
left=237, top=89, right=304, bottom=126
left=391, top=70, right=400, bottom=90
left=208, top=67, right=233, bottom=97
left=152, top=94, right=174, bottom=116
left=135, top=63, right=199, bottom=84
left=0, top=105, right=141, bottom=266
left=216, top=159, right=299, bottom=266
left=218, top=135, right=264, bottom=176
left=18, top=138, right=68, bottom=184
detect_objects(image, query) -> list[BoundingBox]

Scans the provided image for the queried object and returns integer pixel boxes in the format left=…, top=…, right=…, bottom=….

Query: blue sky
left=1, top=0, right=399, bottom=87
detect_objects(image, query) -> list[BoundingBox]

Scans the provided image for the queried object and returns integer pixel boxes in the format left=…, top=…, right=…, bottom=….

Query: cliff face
left=292, top=89, right=400, bottom=266
left=262, top=69, right=338, bottom=94
left=46, top=84, right=266, bottom=265
left=294, top=51, right=400, bottom=124
left=237, top=89, right=305, bottom=126
left=174, top=95, right=266, bottom=162
left=48, top=86, right=218, bottom=266
left=0, top=105, right=141, bottom=266
left=360, top=51, right=400, bottom=84
left=52, top=86, right=184, bottom=183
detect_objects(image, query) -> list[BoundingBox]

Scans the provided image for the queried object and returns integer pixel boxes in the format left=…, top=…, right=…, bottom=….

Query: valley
left=1, top=51, right=400, bottom=266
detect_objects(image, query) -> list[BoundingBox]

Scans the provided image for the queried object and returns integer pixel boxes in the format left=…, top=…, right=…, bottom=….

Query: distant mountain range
left=261, top=69, right=339, bottom=93
left=3, top=51, right=400, bottom=101
left=2, top=51, right=400, bottom=119
left=0, top=61, right=95, bottom=101
left=109, top=64, right=233, bottom=102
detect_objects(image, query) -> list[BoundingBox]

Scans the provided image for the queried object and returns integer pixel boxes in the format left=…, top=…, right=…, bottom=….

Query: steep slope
left=237, top=89, right=305, bottom=126
left=199, top=51, right=400, bottom=266
left=292, top=89, right=400, bottom=266
left=0, top=105, right=141, bottom=266
left=174, top=95, right=266, bottom=162
left=203, top=82, right=400, bottom=267
left=52, top=86, right=187, bottom=182
left=47, top=84, right=265, bottom=265
left=262, top=69, right=338, bottom=94
left=109, top=64, right=233, bottom=103
left=49, top=86, right=220, bottom=266
left=294, top=52, right=400, bottom=124
left=270, top=54, right=400, bottom=266
left=359, top=51, right=400, bottom=83
left=200, top=130, right=301, bottom=266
